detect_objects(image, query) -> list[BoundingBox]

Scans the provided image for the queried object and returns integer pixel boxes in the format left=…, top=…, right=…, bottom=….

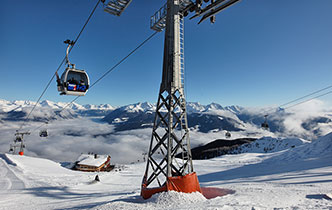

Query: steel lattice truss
left=143, top=88, right=193, bottom=188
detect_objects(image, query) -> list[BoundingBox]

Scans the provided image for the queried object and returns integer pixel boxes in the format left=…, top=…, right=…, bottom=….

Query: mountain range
left=0, top=99, right=331, bottom=139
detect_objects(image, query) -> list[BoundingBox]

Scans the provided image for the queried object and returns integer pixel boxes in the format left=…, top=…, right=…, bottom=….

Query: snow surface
left=233, top=136, right=310, bottom=154
left=0, top=132, right=331, bottom=209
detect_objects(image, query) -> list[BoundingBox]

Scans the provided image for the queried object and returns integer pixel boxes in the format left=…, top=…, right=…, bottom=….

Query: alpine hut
left=75, top=153, right=112, bottom=172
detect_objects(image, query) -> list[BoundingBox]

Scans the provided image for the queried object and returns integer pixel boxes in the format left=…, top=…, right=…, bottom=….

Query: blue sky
left=1, top=0, right=332, bottom=107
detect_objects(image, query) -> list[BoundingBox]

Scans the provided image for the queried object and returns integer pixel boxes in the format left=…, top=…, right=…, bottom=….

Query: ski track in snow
left=0, top=155, right=25, bottom=209
left=0, top=155, right=25, bottom=190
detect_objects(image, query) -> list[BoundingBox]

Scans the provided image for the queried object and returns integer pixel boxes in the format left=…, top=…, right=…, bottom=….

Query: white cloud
left=282, top=99, right=332, bottom=138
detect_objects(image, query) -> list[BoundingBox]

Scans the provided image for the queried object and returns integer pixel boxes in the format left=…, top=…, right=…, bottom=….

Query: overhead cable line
left=284, top=90, right=332, bottom=110
left=31, top=96, right=80, bottom=133
left=30, top=31, right=159, bottom=133
left=246, top=84, right=332, bottom=124
left=18, top=0, right=102, bottom=132
left=279, top=85, right=332, bottom=108
left=90, top=31, right=158, bottom=89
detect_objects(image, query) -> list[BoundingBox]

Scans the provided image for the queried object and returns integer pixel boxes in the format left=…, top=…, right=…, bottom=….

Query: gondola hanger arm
left=64, top=39, right=75, bottom=68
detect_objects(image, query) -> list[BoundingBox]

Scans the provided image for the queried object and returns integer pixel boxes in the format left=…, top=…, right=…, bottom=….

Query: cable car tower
left=9, top=131, right=30, bottom=156
left=101, top=0, right=240, bottom=199
left=141, top=0, right=241, bottom=199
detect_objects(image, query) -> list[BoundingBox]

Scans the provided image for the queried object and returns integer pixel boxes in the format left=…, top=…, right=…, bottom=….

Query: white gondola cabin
left=57, top=67, right=89, bottom=96
left=39, top=130, right=48, bottom=137
left=56, top=39, right=90, bottom=96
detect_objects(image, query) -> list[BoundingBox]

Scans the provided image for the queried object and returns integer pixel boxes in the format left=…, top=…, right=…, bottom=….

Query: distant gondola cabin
left=261, top=122, right=269, bottom=130
left=225, top=131, right=231, bottom=138
left=39, top=130, right=48, bottom=137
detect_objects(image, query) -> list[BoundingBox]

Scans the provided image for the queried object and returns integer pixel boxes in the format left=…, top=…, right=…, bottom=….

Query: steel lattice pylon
left=143, top=88, right=193, bottom=187
left=141, top=0, right=200, bottom=198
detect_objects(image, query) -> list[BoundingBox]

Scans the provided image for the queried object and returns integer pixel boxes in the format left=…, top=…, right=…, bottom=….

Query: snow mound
left=93, top=191, right=207, bottom=210
left=150, top=191, right=206, bottom=205
left=6, top=153, right=73, bottom=175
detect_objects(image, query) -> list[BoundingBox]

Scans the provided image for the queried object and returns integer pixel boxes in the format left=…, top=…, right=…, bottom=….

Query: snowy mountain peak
left=40, top=100, right=61, bottom=109
left=187, top=102, right=206, bottom=113
left=122, top=102, right=155, bottom=113
left=139, top=102, right=154, bottom=110
left=0, top=99, right=9, bottom=104
left=68, top=102, right=85, bottom=110
left=205, top=102, right=224, bottom=111
left=224, top=105, right=242, bottom=114
left=99, top=104, right=114, bottom=110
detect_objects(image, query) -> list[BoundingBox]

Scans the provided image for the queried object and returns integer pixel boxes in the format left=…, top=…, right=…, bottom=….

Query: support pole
left=141, top=0, right=201, bottom=199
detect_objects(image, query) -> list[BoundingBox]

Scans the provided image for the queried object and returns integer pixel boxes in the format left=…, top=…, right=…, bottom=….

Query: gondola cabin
left=57, top=67, right=90, bottom=96
left=261, top=122, right=269, bottom=130
left=261, top=114, right=269, bottom=130
left=39, top=130, right=48, bottom=137
left=15, top=136, right=22, bottom=142
left=225, top=131, right=231, bottom=138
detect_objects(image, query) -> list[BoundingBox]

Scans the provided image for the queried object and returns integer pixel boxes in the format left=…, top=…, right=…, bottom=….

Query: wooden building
left=75, top=153, right=112, bottom=172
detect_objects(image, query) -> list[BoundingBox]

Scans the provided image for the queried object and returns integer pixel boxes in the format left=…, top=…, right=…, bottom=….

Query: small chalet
left=75, top=153, right=112, bottom=172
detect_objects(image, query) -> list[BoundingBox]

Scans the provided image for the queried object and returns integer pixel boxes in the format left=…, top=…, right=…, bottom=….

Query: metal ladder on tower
left=179, top=14, right=185, bottom=93
left=179, top=14, right=186, bottom=130
left=178, top=14, right=190, bottom=165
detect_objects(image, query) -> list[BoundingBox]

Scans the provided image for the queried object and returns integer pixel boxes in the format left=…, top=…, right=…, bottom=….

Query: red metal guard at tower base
left=141, top=172, right=201, bottom=199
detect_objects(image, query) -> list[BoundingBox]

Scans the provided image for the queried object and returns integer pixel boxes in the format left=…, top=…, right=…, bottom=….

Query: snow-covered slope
left=233, top=136, right=310, bottom=154
left=273, top=132, right=332, bottom=161
left=0, top=132, right=331, bottom=210
left=190, top=136, right=311, bottom=160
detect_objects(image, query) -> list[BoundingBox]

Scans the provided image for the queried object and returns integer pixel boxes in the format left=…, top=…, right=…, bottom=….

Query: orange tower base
left=141, top=172, right=202, bottom=199
left=18, top=151, right=24, bottom=156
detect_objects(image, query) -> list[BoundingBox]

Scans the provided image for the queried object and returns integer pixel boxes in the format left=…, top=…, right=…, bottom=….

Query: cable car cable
left=30, top=95, right=80, bottom=133
left=90, top=31, right=158, bottom=89
left=279, top=85, right=332, bottom=108
left=245, top=85, right=332, bottom=126
left=283, top=90, right=332, bottom=110
left=17, top=0, right=102, bottom=132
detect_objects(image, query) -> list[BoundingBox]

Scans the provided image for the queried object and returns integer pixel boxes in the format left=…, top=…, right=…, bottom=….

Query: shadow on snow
left=198, top=155, right=332, bottom=185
